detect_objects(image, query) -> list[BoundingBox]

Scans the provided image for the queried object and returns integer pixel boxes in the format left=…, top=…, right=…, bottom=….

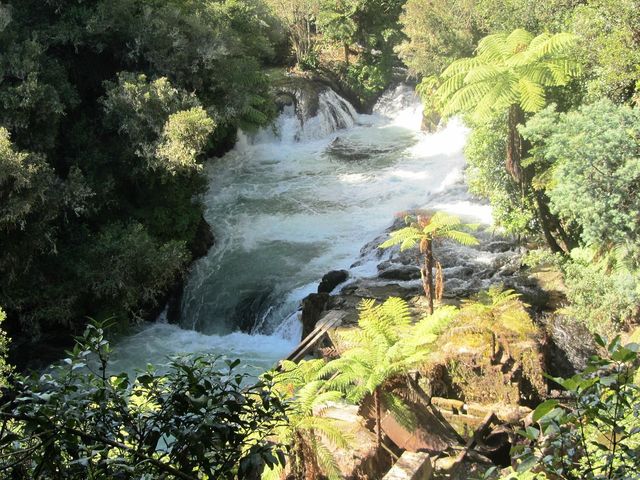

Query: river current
left=110, top=85, right=490, bottom=373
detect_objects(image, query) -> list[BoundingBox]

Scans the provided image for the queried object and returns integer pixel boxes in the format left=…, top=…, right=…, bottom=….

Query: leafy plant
left=380, top=211, right=478, bottom=314
left=320, top=298, right=456, bottom=450
left=437, top=28, right=579, bottom=183
left=520, top=100, right=640, bottom=254
left=0, top=323, right=288, bottom=479
left=511, top=336, right=640, bottom=479
left=0, top=307, right=11, bottom=387
left=263, top=359, right=348, bottom=480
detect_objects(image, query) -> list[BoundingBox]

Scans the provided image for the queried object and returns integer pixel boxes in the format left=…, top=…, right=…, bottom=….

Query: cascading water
left=110, top=84, right=490, bottom=373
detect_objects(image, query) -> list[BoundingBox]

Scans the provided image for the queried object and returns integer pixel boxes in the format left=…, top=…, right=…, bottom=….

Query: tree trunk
left=533, top=190, right=565, bottom=254
left=374, top=387, right=382, bottom=451
left=343, top=43, right=350, bottom=65
left=423, top=241, right=434, bottom=315
left=506, top=104, right=525, bottom=184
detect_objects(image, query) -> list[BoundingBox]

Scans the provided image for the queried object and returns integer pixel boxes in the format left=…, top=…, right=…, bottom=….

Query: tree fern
left=264, top=359, right=349, bottom=480
left=380, top=211, right=478, bottom=313
left=437, top=28, right=579, bottom=122
left=320, top=298, right=457, bottom=449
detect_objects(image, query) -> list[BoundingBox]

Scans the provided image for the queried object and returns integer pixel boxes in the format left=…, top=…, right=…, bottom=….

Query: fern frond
left=314, top=438, right=343, bottom=480
left=504, top=29, right=534, bottom=55
left=440, top=229, right=479, bottom=246
left=517, top=77, right=545, bottom=112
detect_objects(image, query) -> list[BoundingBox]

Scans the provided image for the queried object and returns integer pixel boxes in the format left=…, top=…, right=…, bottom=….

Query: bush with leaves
left=569, top=0, right=640, bottom=103
left=464, top=114, right=538, bottom=236
left=561, top=248, right=639, bottom=337
left=0, top=324, right=288, bottom=479
left=0, top=0, right=281, bottom=341
left=507, top=336, right=640, bottom=480
left=520, top=100, right=640, bottom=254
left=0, top=308, right=11, bottom=387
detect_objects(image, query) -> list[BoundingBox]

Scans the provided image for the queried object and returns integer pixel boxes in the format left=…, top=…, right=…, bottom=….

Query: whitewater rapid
left=110, top=85, right=491, bottom=374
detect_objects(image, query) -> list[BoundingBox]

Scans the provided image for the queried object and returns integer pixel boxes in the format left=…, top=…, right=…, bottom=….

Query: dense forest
left=0, top=0, right=639, bottom=478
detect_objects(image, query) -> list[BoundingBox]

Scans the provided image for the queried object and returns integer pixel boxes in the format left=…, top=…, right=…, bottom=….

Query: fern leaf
left=441, top=229, right=479, bottom=246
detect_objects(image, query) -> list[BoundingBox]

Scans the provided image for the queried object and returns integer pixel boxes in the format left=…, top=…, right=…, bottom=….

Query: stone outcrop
left=318, top=269, right=349, bottom=293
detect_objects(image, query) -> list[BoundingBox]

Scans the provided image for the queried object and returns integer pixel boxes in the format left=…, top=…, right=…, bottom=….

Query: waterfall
left=110, top=84, right=488, bottom=374
left=245, top=87, right=357, bottom=145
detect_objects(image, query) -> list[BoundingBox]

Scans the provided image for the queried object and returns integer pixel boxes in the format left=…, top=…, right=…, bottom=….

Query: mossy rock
left=422, top=287, right=546, bottom=406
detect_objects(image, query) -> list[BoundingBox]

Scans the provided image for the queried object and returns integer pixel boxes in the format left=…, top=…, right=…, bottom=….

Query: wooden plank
left=278, top=310, right=345, bottom=367
left=383, top=451, right=432, bottom=480
left=453, top=411, right=497, bottom=465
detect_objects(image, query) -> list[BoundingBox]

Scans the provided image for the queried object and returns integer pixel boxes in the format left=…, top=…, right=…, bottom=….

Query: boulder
left=300, top=293, right=330, bottom=338
left=188, top=215, right=215, bottom=260
left=314, top=402, right=383, bottom=480
left=378, top=264, right=421, bottom=281
left=318, top=269, right=349, bottom=293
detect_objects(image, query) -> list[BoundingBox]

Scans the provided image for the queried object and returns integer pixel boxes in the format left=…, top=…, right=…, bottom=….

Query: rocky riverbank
left=296, top=196, right=596, bottom=478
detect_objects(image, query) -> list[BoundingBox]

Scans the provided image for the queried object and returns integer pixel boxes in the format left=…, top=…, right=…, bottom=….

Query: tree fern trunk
left=374, top=387, right=382, bottom=451
left=424, top=241, right=434, bottom=315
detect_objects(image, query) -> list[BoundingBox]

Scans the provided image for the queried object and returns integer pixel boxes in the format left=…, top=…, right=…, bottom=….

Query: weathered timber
left=280, top=310, right=345, bottom=366
left=383, top=451, right=433, bottom=480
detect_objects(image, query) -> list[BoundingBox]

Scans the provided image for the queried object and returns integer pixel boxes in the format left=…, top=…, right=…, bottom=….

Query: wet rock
left=543, top=313, right=596, bottom=377
left=318, top=269, right=349, bottom=293
left=485, top=241, right=515, bottom=253
left=422, top=109, right=441, bottom=134
left=233, top=287, right=274, bottom=333
left=300, top=293, right=330, bottom=338
left=341, top=280, right=421, bottom=300
left=271, top=75, right=323, bottom=120
left=188, top=215, right=215, bottom=260
left=313, top=401, right=384, bottom=480
left=327, top=137, right=395, bottom=162
left=378, top=264, right=421, bottom=281
left=383, top=451, right=433, bottom=480
left=165, top=281, right=184, bottom=324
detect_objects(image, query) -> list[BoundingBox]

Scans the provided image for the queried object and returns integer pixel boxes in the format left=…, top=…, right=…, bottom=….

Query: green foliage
left=0, top=323, right=288, bottom=479
left=101, top=73, right=214, bottom=175
left=472, top=0, right=576, bottom=34
left=345, top=58, right=392, bottom=97
left=78, top=223, right=189, bottom=322
left=570, top=0, right=640, bottom=103
left=317, top=0, right=358, bottom=53
left=264, top=359, right=348, bottom=480
left=437, top=29, right=580, bottom=121
left=464, top=115, right=537, bottom=235
left=397, top=0, right=479, bottom=78
left=381, top=211, right=479, bottom=312
left=321, top=298, right=456, bottom=436
left=0, top=127, right=59, bottom=233
left=0, top=308, right=12, bottom=387
left=155, top=107, right=215, bottom=174
left=380, top=211, right=479, bottom=252
left=0, top=0, right=281, bottom=339
left=561, top=248, right=639, bottom=337
left=459, top=286, right=537, bottom=338
left=520, top=100, right=640, bottom=253
left=510, top=336, right=640, bottom=479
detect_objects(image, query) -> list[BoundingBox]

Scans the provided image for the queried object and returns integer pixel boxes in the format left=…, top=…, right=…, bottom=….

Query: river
left=110, top=85, right=489, bottom=374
